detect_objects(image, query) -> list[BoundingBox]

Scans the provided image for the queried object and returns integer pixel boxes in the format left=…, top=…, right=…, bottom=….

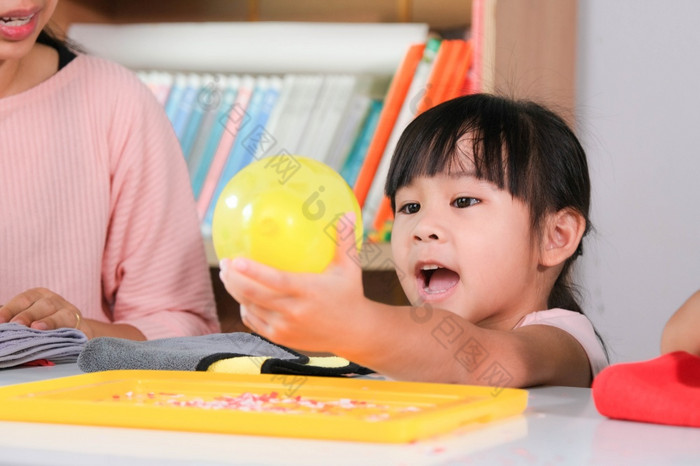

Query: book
left=352, top=43, right=425, bottom=208
left=362, top=38, right=442, bottom=232
left=277, top=75, right=325, bottom=154
left=371, top=39, right=476, bottom=234
left=171, top=73, right=203, bottom=149
left=325, top=93, right=371, bottom=171
left=200, top=76, right=283, bottom=235
left=251, top=74, right=295, bottom=160
left=297, top=74, right=357, bottom=163
left=139, top=71, right=174, bottom=107
left=470, top=0, right=490, bottom=95
left=196, top=75, right=256, bottom=222
left=315, top=74, right=361, bottom=165
left=163, top=73, right=187, bottom=123
left=414, top=39, right=457, bottom=116
left=180, top=73, right=216, bottom=162
left=152, top=71, right=174, bottom=106
left=189, top=75, right=240, bottom=200
left=234, top=75, right=283, bottom=167
left=339, top=98, right=383, bottom=187
left=443, top=39, right=475, bottom=101
left=323, top=75, right=377, bottom=172
left=200, top=76, right=272, bottom=235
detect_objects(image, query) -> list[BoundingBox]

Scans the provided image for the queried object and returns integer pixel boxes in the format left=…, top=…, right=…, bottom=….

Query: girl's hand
left=219, top=213, right=369, bottom=353
left=0, top=287, right=86, bottom=333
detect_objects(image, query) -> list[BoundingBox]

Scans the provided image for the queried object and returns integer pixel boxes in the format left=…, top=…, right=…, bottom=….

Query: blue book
left=186, top=74, right=228, bottom=181
left=163, top=73, right=188, bottom=124
left=181, top=74, right=217, bottom=162
left=201, top=77, right=278, bottom=234
left=189, top=76, right=240, bottom=200
left=223, top=76, right=282, bottom=177
left=171, top=74, right=202, bottom=148
left=340, top=99, right=383, bottom=187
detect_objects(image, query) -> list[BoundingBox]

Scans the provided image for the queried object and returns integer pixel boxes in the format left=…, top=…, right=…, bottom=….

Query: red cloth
left=592, top=351, right=700, bottom=427
left=20, top=359, right=55, bottom=367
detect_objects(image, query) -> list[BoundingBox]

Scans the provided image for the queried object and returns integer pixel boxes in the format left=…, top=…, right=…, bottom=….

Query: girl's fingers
left=332, top=211, right=360, bottom=268
left=222, top=265, right=294, bottom=311
left=239, top=304, right=271, bottom=336
left=228, top=257, right=300, bottom=293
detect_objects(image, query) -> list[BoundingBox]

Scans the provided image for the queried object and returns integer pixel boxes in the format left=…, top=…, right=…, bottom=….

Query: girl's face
left=390, top=167, right=548, bottom=330
left=0, top=0, right=58, bottom=61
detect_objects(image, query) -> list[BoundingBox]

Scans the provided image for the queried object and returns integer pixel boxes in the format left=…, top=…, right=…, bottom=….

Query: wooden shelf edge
left=204, top=238, right=395, bottom=271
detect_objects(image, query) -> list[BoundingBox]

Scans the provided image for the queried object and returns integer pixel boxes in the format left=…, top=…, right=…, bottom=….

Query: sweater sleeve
left=98, top=60, right=220, bottom=339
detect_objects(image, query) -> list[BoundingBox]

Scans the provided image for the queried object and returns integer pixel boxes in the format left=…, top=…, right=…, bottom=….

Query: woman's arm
left=661, top=290, right=700, bottom=357
left=0, top=288, right=145, bottom=339
left=101, top=63, right=220, bottom=339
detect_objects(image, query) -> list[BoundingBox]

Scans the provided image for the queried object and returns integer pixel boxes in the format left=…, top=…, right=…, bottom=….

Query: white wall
left=576, top=0, right=700, bottom=363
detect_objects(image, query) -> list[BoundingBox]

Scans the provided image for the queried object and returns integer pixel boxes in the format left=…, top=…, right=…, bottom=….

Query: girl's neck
left=475, top=279, right=552, bottom=331
left=0, top=42, right=58, bottom=98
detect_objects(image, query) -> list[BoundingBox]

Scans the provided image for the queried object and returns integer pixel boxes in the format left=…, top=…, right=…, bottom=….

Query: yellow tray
left=0, top=370, right=527, bottom=443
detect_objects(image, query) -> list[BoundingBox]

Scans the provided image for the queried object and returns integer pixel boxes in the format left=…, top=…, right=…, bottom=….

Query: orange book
left=443, top=39, right=475, bottom=101
left=414, top=40, right=457, bottom=115
left=372, top=194, right=394, bottom=233
left=371, top=40, right=476, bottom=234
left=353, top=43, right=425, bottom=208
left=430, top=40, right=464, bottom=106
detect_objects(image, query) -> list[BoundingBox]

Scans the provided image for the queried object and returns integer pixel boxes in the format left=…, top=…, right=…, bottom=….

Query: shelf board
left=204, top=239, right=395, bottom=271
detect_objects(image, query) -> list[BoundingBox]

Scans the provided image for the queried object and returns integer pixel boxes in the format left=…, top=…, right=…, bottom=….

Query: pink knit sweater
left=0, top=53, right=220, bottom=339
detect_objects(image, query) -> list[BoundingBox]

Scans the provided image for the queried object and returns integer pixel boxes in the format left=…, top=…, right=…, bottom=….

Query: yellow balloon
left=212, top=155, right=363, bottom=273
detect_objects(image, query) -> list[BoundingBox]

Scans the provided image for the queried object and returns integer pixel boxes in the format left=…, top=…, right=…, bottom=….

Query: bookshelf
left=52, top=0, right=576, bottom=331
left=53, top=0, right=575, bottom=119
left=53, top=0, right=472, bottom=31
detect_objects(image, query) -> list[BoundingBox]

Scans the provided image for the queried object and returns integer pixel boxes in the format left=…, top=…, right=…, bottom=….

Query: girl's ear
left=540, top=208, right=586, bottom=267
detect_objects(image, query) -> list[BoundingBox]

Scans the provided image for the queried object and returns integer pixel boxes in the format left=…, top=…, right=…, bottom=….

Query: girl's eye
left=398, top=202, right=420, bottom=214
left=452, top=197, right=480, bottom=208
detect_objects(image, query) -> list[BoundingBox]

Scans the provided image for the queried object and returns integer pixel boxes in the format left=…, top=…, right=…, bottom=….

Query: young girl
left=0, top=1, right=220, bottom=339
left=219, top=93, right=607, bottom=387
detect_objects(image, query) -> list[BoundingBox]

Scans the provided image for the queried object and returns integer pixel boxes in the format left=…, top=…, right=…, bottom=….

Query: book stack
left=137, top=71, right=389, bottom=236
left=355, top=37, right=475, bottom=239
left=138, top=37, right=474, bottom=240
left=69, top=22, right=473, bottom=241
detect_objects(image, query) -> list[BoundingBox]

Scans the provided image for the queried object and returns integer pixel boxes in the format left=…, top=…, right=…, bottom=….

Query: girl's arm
left=661, top=290, right=700, bottom=357
left=220, top=216, right=592, bottom=388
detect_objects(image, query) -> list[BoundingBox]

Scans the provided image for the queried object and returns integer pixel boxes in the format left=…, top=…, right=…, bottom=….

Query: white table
left=1, top=364, right=699, bottom=465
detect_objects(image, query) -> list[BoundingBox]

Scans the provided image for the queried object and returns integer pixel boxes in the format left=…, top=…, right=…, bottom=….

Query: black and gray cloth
left=77, top=332, right=374, bottom=377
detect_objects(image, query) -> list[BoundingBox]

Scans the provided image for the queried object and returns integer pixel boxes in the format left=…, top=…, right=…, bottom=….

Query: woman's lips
left=0, top=11, right=39, bottom=41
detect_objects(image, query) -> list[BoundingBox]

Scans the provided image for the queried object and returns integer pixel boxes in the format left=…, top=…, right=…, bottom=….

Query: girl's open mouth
left=416, top=264, right=460, bottom=299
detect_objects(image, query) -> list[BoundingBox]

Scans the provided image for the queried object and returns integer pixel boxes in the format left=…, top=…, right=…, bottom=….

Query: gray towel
left=0, top=322, right=87, bottom=368
left=77, top=332, right=299, bottom=372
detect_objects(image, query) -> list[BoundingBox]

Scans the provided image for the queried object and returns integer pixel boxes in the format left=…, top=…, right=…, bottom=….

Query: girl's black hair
left=385, top=93, right=591, bottom=315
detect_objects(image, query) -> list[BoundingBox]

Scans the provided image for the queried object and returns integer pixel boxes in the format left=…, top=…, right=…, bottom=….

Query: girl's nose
left=412, top=216, right=444, bottom=242
left=414, top=232, right=440, bottom=241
